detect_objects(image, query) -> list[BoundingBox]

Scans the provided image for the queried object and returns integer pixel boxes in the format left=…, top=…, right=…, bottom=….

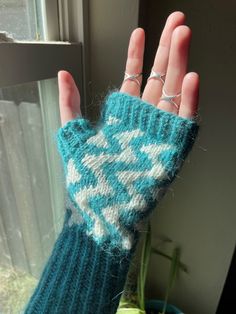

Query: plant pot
left=145, top=300, right=184, bottom=314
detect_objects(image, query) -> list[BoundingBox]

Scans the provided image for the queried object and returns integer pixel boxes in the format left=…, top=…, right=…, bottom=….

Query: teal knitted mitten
left=25, top=92, right=198, bottom=314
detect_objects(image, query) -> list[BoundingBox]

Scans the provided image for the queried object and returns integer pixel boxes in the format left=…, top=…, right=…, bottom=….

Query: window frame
left=0, top=0, right=140, bottom=278
left=0, top=0, right=87, bottom=237
left=0, top=0, right=87, bottom=109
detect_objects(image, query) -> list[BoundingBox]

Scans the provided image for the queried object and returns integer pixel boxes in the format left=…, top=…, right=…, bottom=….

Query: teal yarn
left=56, top=92, right=198, bottom=251
left=25, top=211, right=131, bottom=314
left=25, top=92, right=198, bottom=313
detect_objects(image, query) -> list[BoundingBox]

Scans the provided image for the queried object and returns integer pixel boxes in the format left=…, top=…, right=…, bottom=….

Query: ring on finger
left=147, top=69, right=166, bottom=84
left=160, top=87, right=181, bottom=109
left=123, top=72, right=142, bottom=86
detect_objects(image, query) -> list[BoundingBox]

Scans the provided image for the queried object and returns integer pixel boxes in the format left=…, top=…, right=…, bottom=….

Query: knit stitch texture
left=57, top=91, right=198, bottom=251
left=25, top=91, right=198, bottom=314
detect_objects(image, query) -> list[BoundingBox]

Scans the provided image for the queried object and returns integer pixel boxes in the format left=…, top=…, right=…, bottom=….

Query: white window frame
left=0, top=0, right=140, bottom=234
left=0, top=0, right=87, bottom=109
left=0, top=0, right=89, bottom=235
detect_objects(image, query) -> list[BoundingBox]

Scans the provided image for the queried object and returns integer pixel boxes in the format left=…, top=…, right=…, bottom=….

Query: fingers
left=179, top=72, right=199, bottom=118
left=58, top=70, right=81, bottom=126
left=142, top=11, right=185, bottom=104
left=157, top=25, right=191, bottom=114
left=120, top=28, right=145, bottom=97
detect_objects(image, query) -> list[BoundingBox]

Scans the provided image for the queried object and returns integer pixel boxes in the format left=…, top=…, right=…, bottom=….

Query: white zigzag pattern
left=67, top=118, right=172, bottom=250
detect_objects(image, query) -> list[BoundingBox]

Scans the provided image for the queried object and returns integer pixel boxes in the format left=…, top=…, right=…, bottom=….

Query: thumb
left=58, top=70, right=81, bottom=126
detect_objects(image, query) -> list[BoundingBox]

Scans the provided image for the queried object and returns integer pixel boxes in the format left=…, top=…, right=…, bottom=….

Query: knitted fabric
left=25, top=92, right=198, bottom=313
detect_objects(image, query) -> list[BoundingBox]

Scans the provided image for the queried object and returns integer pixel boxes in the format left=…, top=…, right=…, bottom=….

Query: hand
left=56, top=11, right=199, bottom=251
left=58, top=11, right=199, bottom=125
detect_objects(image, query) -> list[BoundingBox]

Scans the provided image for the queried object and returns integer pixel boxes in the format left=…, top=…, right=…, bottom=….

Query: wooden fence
left=0, top=99, right=64, bottom=278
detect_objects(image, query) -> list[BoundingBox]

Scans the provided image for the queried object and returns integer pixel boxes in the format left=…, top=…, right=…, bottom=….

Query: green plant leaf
left=118, top=299, right=140, bottom=309
left=138, top=222, right=152, bottom=310
left=151, top=248, right=188, bottom=273
left=161, top=247, right=181, bottom=314
left=117, top=309, right=146, bottom=314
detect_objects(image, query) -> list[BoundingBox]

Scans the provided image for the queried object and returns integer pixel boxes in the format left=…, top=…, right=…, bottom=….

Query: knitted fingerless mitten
left=25, top=92, right=198, bottom=314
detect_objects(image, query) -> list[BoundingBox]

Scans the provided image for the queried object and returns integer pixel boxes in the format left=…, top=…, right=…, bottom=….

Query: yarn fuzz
left=57, top=91, right=198, bottom=252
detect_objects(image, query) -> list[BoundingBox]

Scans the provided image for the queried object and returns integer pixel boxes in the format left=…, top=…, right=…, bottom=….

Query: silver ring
left=147, top=69, right=165, bottom=84
left=160, top=87, right=181, bottom=109
left=123, top=72, right=142, bottom=86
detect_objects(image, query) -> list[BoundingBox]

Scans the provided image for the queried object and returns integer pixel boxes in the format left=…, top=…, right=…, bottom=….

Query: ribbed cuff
left=102, top=92, right=198, bottom=157
left=57, top=118, right=95, bottom=162
left=25, top=211, right=131, bottom=314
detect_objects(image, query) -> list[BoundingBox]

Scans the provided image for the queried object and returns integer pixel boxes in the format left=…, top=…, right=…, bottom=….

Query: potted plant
left=116, top=223, right=187, bottom=314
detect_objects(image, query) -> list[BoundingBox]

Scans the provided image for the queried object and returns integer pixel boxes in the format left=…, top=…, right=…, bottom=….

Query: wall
left=140, top=1, right=236, bottom=313
left=87, top=0, right=140, bottom=120
left=86, top=0, right=236, bottom=313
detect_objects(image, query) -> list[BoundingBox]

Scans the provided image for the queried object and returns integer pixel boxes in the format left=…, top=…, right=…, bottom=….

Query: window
left=0, top=78, right=63, bottom=312
left=0, top=1, right=83, bottom=312
left=0, top=0, right=43, bottom=40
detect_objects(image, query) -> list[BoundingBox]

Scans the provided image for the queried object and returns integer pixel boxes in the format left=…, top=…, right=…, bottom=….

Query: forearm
left=25, top=92, right=198, bottom=314
left=25, top=209, right=132, bottom=314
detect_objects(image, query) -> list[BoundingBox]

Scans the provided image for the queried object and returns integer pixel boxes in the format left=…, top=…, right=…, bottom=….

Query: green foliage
left=117, top=223, right=188, bottom=314
left=116, top=298, right=146, bottom=314
left=160, top=247, right=181, bottom=314
left=137, top=222, right=152, bottom=310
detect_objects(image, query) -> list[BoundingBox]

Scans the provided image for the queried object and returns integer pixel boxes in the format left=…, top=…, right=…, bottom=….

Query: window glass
left=0, top=0, right=44, bottom=40
left=0, top=78, right=64, bottom=313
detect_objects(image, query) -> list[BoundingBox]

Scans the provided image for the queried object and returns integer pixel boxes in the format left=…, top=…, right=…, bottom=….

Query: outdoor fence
left=0, top=100, right=63, bottom=278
